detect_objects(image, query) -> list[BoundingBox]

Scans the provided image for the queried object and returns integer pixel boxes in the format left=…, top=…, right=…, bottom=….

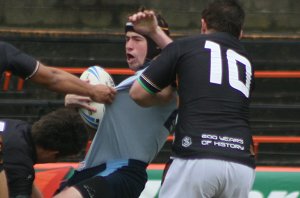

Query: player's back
left=174, top=32, right=253, bottom=134
left=170, top=32, right=255, bottom=167
left=0, top=119, right=35, bottom=196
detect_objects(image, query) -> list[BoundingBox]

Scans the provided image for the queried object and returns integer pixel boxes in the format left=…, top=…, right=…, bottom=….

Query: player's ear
left=201, top=18, right=207, bottom=34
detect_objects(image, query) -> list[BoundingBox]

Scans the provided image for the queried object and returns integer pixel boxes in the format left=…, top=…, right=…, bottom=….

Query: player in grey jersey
left=54, top=9, right=177, bottom=198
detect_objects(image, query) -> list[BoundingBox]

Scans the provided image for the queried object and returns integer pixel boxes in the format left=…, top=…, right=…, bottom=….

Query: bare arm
left=0, top=171, right=9, bottom=198
left=30, top=63, right=116, bottom=104
left=0, top=133, right=8, bottom=198
left=53, top=186, right=82, bottom=198
left=128, top=10, right=172, bottom=49
left=130, top=80, right=175, bottom=107
left=31, top=183, right=43, bottom=198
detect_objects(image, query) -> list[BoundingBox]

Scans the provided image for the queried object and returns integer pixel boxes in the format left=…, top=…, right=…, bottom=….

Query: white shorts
left=159, top=158, right=255, bottom=198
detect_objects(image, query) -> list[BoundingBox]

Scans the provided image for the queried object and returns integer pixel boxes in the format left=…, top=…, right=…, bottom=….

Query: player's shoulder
left=0, top=41, right=19, bottom=55
left=0, top=119, right=27, bottom=124
left=174, top=34, right=211, bottom=48
left=167, top=35, right=209, bottom=53
left=0, top=41, right=8, bottom=52
left=0, top=41, right=13, bottom=49
left=0, top=119, right=29, bottom=133
left=176, top=34, right=204, bottom=43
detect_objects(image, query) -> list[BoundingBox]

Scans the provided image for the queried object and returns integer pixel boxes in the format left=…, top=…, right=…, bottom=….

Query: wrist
left=87, top=85, right=96, bottom=100
left=148, top=26, right=163, bottom=38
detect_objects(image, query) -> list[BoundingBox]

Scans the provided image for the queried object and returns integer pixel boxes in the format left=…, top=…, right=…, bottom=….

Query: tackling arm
left=130, top=80, right=175, bottom=107
left=30, top=63, right=116, bottom=104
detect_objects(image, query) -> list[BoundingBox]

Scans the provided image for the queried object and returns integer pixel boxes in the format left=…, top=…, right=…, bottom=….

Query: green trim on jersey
left=138, top=78, right=155, bottom=95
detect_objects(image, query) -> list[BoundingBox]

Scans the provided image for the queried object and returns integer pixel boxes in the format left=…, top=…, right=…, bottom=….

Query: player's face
left=125, top=31, right=147, bottom=71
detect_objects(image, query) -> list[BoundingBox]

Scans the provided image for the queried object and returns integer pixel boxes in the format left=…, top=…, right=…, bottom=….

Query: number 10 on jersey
left=205, top=40, right=252, bottom=98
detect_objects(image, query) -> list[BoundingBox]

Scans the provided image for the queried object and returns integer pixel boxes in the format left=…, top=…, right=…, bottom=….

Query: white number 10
left=205, top=40, right=252, bottom=98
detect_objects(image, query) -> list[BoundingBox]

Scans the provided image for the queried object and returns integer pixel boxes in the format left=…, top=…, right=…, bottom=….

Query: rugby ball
left=78, top=66, right=115, bottom=129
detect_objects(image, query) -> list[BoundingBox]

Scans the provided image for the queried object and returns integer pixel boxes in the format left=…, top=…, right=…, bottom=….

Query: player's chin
left=128, top=63, right=140, bottom=71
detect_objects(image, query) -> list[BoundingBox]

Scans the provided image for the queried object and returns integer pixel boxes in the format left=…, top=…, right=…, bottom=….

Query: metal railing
left=3, top=69, right=300, bottom=92
left=2, top=67, right=300, bottom=158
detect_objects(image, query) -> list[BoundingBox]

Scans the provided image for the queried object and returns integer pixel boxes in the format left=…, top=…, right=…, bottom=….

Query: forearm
left=32, top=183, right=43, bottom=198
left=31, top=65, right=92, bottom=96
left=149, top=27, right=173, bottom=49
left=30, top=64, right=116, bottom=103
left=47, top=69, right=93, bottom=96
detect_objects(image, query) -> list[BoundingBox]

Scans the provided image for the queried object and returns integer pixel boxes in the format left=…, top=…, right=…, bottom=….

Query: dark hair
left=201, top=0, right=245, bottom=38
left=31, top=108, right=88, bottom=157
left=125, top=8, right=170, bottom=61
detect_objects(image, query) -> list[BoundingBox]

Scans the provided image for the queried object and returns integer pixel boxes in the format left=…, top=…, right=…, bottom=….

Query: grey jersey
left=81, top=74, right=176, bottom=169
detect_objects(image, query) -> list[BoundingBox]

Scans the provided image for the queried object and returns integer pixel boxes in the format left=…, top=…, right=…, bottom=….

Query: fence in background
left=2, top=67, right=300, bottom=160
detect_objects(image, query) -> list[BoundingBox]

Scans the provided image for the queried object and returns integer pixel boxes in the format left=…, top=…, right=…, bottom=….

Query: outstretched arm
left=2, top=42, right=116, bottom=104
left=128, top=10, right=172, bottom=49
left=30, top=63, right=116, bottom=104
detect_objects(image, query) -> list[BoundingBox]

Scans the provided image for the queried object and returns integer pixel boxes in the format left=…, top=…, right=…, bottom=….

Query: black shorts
left=57, top=159, right=148, bottom=198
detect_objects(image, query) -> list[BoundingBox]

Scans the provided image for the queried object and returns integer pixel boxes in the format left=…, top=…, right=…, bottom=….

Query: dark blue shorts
left=57, top=159, right=148, bottom=198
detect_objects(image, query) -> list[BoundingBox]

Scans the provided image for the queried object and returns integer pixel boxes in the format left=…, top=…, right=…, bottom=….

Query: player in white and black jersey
left=0, top=42, right=115, bottom=103
left=130, top=1, right=255, bottom=197
left=1, top=108, right=88, bottom=198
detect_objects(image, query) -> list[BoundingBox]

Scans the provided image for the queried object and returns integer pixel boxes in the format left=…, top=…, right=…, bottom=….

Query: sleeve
left=5, top=164, right=34, bottom=197
left=0, top=42, right=38, bottom=79
left=138, top=42, right=179, bottom=94
left=8, top=178, right=33, bottom=198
